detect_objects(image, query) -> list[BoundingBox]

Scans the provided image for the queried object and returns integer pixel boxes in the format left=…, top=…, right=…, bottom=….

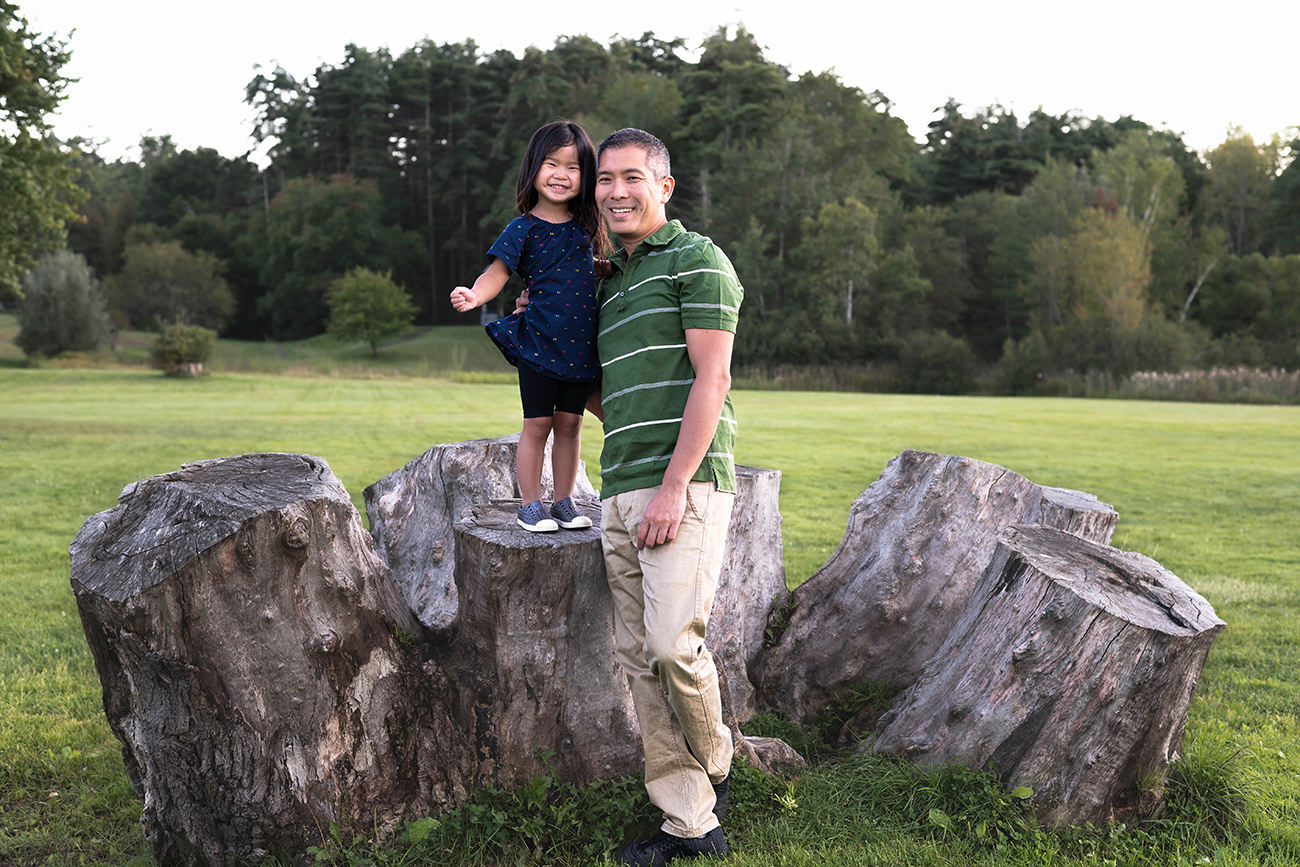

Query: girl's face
left=533, top=144, right=581, bottom=211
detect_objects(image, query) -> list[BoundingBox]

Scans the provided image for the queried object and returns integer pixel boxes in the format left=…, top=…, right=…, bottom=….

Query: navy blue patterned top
left=484, top=214, right=600, bottom=382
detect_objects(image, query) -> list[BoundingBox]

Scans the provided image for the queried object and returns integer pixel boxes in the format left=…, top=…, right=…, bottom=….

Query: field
left=2, top=332, right=1299, bottom=864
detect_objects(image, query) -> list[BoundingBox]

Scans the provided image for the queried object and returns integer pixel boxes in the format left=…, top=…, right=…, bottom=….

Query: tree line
left=10, top=15, right=1300, bottom=389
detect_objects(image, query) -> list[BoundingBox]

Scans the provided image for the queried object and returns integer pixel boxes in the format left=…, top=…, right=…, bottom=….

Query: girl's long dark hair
left=515, top=120, right=608, bottom=255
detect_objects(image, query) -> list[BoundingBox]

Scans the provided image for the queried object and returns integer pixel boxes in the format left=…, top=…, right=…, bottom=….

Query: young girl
left=450, top=120, right=605, bottom=533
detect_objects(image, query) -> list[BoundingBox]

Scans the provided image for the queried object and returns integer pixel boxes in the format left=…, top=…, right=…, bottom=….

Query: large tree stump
left=69, top=455, right=467, bottom=866
left=367, top=440, right=788, bottom=726
left=447, top=501, right=642, bottom=785
left=712, top=465, right=788, bottom=722
left=364, top=433, right=598, bottom=634
left=872, top=524, right=1225, bottom=827
left=71, top=448, right=795, bottom=864
left=756, top=450, right=1118, bottom=724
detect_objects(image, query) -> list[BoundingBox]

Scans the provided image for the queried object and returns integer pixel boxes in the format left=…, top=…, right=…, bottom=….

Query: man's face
left=596, top=145, right=674, bottom=252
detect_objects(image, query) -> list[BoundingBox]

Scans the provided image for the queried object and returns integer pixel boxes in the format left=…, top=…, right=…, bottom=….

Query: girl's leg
left=516, top=363, right=557, bottom=505
left=517, top=415, right=554, bottom=505
left=549, top=411, right=584, bottom=501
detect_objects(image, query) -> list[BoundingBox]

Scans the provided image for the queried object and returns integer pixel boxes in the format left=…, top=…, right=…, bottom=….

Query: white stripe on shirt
left=602, top=343, right=687, bottom=367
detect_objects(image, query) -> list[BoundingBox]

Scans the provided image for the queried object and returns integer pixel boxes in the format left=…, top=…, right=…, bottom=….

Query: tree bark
left=70, top=444, right=1219, bottom=860
left=446, top=502, right=642, bottom=787
left=756, top=449, right=1118, bottom=724
left=712, top=465, right=788, bottom=723
left=71, top=447, right=793, bottom=863
left=872, top=524, right=1225, bottom=827
left=70, top=454, right=468, bottom=866
left=363, top=433, right=598, bottom=634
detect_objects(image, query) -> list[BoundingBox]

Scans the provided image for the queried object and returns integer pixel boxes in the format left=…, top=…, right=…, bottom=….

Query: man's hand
left=513, top=287, right=530, bottom=315
left=636, top=484, right=687, bottom=549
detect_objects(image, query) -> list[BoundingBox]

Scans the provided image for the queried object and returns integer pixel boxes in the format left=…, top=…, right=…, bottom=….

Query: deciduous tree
left=0, top=2, right=81, bottom=303
left=1203, top=131, right=1275, bottom=255
left=105, top=240, right=235, bottom=331
left=1265, top=137, right=1300, bottom=255
left=255, top=174, right=422, bottom=338
left=15, top=249, right=111, bottom=356
left=326, top=267, right=416, bottom=355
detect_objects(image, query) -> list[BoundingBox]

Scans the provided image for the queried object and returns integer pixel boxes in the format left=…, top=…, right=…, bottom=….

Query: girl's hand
left=450, top=286, right=477, bottom=312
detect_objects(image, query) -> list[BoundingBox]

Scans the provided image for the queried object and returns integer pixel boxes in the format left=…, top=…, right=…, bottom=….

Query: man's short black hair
left=598, top=128, right=671, bottom=180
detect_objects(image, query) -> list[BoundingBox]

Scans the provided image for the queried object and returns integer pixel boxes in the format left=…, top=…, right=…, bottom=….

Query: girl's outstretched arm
left=450, top=258, right=511, bottom=312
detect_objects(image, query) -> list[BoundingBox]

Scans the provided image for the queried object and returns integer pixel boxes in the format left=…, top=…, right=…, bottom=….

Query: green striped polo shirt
left=597, top=219, right=743, bottom=498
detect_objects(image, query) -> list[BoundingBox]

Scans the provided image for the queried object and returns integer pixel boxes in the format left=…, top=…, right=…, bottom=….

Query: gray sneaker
left=550, top=496, right=592, bottom=529
left=517, top=499, right=558, bottom=532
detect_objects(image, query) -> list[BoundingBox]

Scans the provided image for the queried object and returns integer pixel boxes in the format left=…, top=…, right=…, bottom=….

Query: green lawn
left=2, top=365, right=1298, bottom=865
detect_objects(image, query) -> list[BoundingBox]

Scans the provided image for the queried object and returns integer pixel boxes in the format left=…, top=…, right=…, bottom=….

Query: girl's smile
left=534, top=144, right=582, bottom=215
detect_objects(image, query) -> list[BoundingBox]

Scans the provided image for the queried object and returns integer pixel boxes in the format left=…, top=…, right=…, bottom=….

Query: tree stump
left=756, top=450, right=1118, bottom=724
left=70, top=449, right=795, bottom=864
left=712, top=465, right=788, bottom=723
left=364, top=433, right=598, bottom=634
left=446, top=501, right=642, bottom=786
left=366, top=438, right=788, bottom=726
left=872, top=524, right=1225, bottom=827
left=69, top=454, right=467, bottom=866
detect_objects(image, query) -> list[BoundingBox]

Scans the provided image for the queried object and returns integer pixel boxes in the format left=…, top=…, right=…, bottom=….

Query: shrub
left=896, top=330, right=978, bottom=394
left=105, top=240, right=235, bottom=331
left=998, top=332, right=1054, bottom=394
left=151, top=323, right=216, bottom=376
left=325, top=267, right=416, bottom=355
left=15, top=250, right=112, bottom=358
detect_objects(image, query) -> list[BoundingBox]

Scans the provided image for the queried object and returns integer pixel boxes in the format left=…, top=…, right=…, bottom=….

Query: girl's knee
left=551, top=412, right=582, bottom=438
left=521, top=416, right=554, bottom=440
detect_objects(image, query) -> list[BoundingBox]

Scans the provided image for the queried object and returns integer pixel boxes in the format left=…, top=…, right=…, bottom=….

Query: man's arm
left=636, top=327, right=734, bottom=549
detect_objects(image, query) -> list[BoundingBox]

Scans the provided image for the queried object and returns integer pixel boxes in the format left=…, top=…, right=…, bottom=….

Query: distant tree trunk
left=1180, top=259, right=1217, bottom=323
left=757, top=449, right=1118, bottom=724
left=873, top=524, right=1225, bottom=827
left=424, top=94, right=438, bottom=321
left=698, top=167, right=711, bottom=232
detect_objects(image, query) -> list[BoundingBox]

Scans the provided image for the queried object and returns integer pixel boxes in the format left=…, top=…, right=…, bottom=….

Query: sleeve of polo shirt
left=677, top=239, right=743, bottom=332
left=486, top=216, right=528, bottom=272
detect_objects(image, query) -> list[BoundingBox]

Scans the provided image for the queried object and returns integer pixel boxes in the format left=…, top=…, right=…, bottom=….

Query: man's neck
left=619, top=219, right=668, bottom=257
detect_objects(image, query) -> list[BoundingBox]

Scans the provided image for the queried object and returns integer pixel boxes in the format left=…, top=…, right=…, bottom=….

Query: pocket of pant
left=683, top=481, right=707, bottom=522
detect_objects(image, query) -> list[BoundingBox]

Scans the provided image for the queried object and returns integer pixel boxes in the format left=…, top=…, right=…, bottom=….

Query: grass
left=2, top=324, right=1299, bottom=864
left=0, top=311, right=518, bottom=380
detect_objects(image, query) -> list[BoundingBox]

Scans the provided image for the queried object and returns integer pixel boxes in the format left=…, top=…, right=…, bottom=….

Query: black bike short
left=517, top=363, right=593, bottom=418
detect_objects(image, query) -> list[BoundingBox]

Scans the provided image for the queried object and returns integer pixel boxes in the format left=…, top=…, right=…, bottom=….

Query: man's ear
left=659, top=174, right=675, bottom=204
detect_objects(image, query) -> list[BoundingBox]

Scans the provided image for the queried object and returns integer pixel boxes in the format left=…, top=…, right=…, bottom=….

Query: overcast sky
left=25, top=0, right=1300, bottom=165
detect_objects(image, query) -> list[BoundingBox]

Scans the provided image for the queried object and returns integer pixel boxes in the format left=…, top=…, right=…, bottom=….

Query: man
left=591, top=128, right=742, bottom=865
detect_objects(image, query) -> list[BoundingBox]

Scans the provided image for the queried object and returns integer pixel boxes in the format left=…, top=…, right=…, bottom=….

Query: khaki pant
left=601, top=481, right=735, bottom=838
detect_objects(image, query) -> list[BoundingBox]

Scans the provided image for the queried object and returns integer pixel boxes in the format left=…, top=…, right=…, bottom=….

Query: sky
left=24, top=0, right=1300, bottom=165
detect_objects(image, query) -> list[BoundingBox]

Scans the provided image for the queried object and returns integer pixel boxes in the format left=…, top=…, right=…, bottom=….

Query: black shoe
left=617, top=827, right=729, bottom=865
left=712, top=776, right=729, bottom=823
